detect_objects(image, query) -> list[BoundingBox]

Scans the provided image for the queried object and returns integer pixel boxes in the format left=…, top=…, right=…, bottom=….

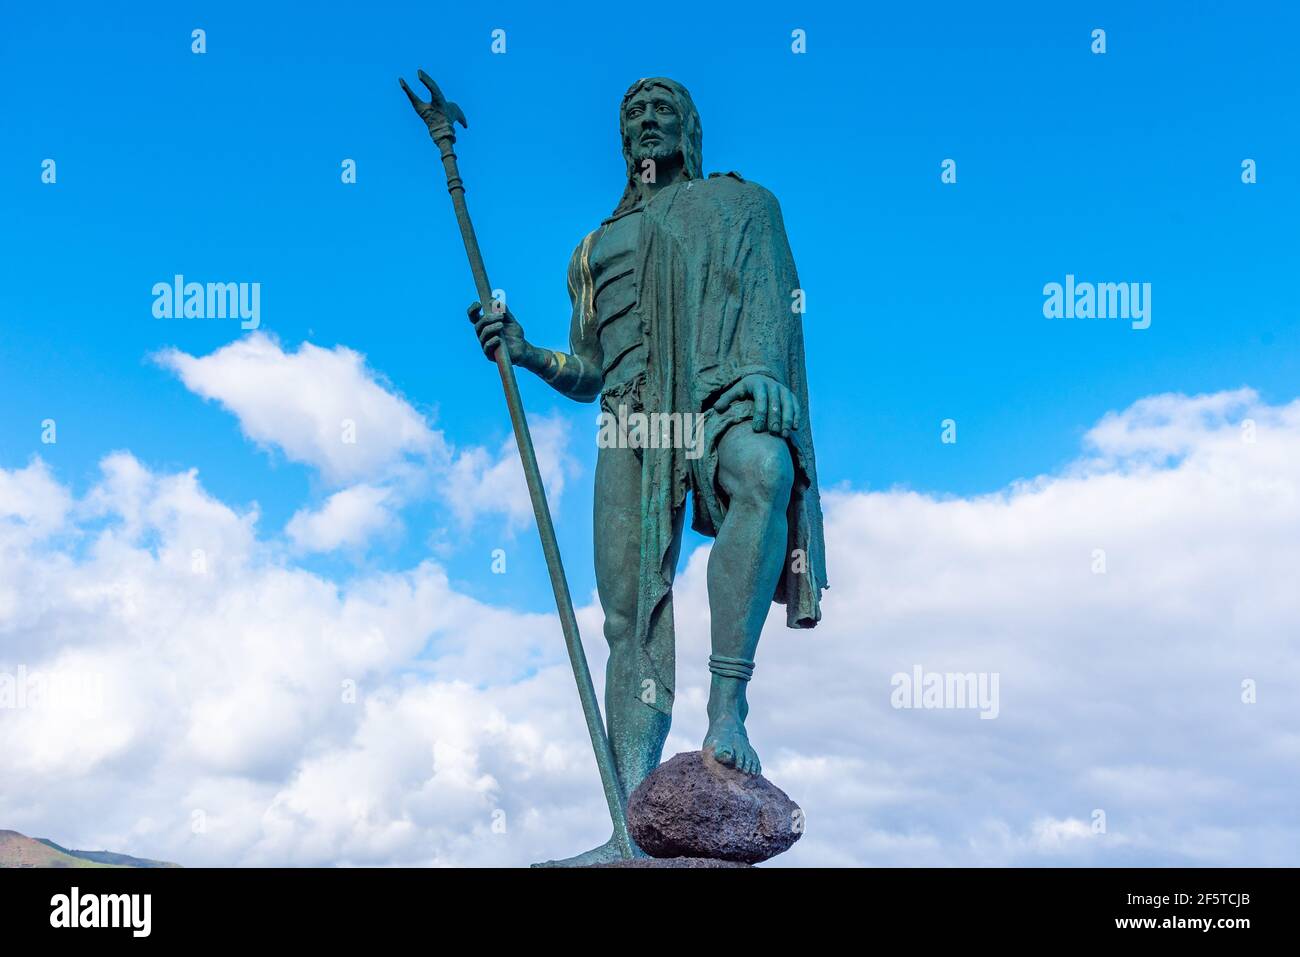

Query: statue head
left=610, top=77, right=703, bottom=218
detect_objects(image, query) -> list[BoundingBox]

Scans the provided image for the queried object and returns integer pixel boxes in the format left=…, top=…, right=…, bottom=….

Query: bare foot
left=703, top=675, right=761, bottom=775
left=703, top=717, right=761, bottom=775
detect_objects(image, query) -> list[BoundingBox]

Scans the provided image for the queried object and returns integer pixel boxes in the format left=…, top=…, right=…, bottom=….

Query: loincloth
left=601, top=372, right=770, bottom=540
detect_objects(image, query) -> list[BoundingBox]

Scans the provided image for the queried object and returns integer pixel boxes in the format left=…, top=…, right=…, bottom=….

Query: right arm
left=469, top=233, right=604, bottom=402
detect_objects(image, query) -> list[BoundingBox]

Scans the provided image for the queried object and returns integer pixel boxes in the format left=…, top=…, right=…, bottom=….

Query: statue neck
left=637, top=154, right=688, bottom=203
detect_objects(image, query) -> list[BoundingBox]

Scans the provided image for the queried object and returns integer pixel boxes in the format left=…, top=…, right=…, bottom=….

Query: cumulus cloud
left=155, top=334, right=443, bottom=486
left=0, top=451, right=584, bottom=865
left=285, top=485, right=398, bottom=554
left=0, top=458, right=72, bottom=539
left=1, top=388, right=1297, bottom=867
left=445, top=414, right=576, bottom=530
left=155, top=335, right=574, bottom=552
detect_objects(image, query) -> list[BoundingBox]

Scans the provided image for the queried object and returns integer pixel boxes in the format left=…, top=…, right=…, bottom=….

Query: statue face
left=624, top=86, right=683, bottom=169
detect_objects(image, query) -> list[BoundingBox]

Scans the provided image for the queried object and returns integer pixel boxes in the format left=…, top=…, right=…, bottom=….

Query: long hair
left=608, top=77, right=703, bottom=220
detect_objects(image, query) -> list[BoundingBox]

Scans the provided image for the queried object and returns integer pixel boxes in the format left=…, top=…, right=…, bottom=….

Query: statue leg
left=702, top=425, right=794, bottom=775
left=534, top=443, right=679, bottom=867
left=594, top=441, right=679, bottom=798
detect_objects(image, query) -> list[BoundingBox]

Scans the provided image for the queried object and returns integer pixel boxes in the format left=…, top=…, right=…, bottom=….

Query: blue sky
left=4, top=0, right=1296, bottom=609
left=2, top=3, right=1298, bottom=867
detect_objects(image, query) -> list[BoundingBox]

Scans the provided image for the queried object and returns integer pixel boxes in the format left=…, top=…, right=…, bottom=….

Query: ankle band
left=708, top=654, right=755, bottom=682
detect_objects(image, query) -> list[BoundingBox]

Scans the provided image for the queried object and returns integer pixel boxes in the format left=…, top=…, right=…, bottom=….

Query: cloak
left=631, top=172, right=828, bottom=715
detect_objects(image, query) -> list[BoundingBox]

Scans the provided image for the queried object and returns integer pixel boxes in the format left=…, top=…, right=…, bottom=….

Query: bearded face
left=610, top=78, right=702, bottom=218
left=623, top=85, right=684, bottom=172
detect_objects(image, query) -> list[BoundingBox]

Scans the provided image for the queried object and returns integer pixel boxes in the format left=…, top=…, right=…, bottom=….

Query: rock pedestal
left=625, top=750, right=803, bottom=865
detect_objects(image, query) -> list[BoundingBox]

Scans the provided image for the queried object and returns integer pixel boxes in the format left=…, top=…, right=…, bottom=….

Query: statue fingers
left=779, top=390, right=796, bottom=436
left=714, top=380, right=745, bottom=413
left=751, top=380, right=770, bottom=431
left=467, top=301, right=482, bottom=322
left=494, top=303, right=520, bottom=332
left=767, top=387, right=785, bottom=434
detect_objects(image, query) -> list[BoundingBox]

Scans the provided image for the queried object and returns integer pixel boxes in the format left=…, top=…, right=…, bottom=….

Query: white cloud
left=1080, top=386, right=1262, bottom=468
left=1, top=388, right=1297, bottom=867
left=0, top=458, right=71, bottom=539
left=445, top=414, right=575, bottom=529
left=155, top=334, right=444, bottom=485
left=155, top=335, right=575, bottom=550
left=285, top=484, right=398, bottom=554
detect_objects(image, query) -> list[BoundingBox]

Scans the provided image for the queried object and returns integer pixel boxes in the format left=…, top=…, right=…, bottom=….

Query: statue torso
left=589, top=209, right=645, bottom=393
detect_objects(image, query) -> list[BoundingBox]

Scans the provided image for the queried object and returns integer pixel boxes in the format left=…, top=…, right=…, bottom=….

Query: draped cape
left=629, top=172, right=828, bottom=715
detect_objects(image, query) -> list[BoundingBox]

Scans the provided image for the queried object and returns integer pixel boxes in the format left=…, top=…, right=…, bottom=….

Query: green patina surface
left=406, top=75, right=826, bottom=866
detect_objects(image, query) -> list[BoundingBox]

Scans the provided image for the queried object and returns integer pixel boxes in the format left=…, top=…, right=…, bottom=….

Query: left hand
left=714, top=374, right=800, bottom=437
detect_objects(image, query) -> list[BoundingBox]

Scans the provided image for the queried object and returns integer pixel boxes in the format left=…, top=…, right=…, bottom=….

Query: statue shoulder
left=567, top=227, right=602, bottom=308
left=567, top=227, right=601, bottom=277
left=569, top=227, right=601, bottom=264
left=702, top=171, right=778, bottom=205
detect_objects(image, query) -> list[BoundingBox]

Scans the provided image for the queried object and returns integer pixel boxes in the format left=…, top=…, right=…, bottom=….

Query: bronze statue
left=403, top=73, right=827, bottom=865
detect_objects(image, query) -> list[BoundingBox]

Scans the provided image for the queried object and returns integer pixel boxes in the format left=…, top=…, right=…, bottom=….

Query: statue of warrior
left=468, top=77, right=828, bottom=865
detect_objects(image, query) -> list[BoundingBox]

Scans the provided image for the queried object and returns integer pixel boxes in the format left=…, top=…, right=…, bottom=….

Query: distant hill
left=0, top=830, right=178, bottom=868
left=0, top=830, right=115, bottom=868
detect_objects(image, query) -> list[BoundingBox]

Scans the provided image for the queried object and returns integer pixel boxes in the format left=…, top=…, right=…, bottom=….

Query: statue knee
left=602, top=607, right=636, bottom=649
left=731, top=439, right=794, bottom=510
